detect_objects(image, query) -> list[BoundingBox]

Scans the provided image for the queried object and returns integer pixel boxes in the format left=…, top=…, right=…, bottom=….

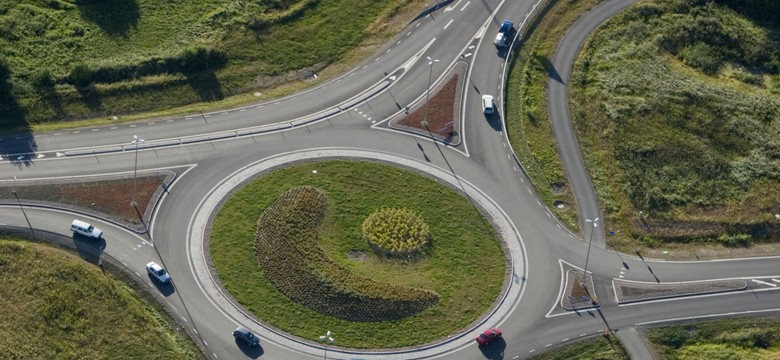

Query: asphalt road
left=1, top=0, right=779, bottom=359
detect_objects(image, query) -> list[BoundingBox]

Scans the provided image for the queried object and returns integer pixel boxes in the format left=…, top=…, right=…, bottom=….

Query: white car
left=145, top=261, right=171, bottom=283
left=482, top=95, right=495, bottom=115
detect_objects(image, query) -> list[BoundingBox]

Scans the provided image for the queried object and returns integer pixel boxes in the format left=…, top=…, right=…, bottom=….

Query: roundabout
left=188, top=148, right=527, bottom=358
left=1, top=0, right=779, bottom=359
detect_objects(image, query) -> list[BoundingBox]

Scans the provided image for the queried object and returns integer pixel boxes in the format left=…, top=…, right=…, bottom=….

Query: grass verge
left=531, top=336, right=628, bottom=360
left=0, top=0, right=428, bottom=131
left=646, top=317, right=780, bottom=359
left=504, top=0, right=612, bottom=234
left=569, top=0, right=780, bottom=255
left=209, top=160, right=506, bottom=348
left=0, top=238, right=200, bottom=359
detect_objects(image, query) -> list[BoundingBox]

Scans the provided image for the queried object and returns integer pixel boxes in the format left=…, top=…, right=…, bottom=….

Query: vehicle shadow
left=149, top=275, right=176, bottom=297
left=478, top=337, right=506, bottom=359
left=72, top=234, right=106, bottom=263
left=486, top=113, right=502, bottom=132
left=235, top=339, right=264, bottom=359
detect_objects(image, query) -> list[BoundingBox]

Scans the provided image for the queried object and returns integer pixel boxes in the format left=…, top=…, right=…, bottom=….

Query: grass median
left=209, top=160, right=506, bottom=348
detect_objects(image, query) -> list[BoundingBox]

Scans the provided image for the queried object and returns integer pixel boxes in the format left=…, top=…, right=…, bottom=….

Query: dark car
left=233, top=326, right=260, bottom=346
left=499, top=20, right=513, bottom=34
left=476, top=327, right=502, bottom=346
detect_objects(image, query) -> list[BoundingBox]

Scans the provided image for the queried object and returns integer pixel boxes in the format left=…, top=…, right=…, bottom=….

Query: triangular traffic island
left=389, top=61, right=467, bottom=145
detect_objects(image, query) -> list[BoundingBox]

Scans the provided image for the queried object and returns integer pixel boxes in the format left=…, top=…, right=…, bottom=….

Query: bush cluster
left=254, top=186, right=439, bottom=322
left=362, top=207, right=430, bottom=257
left=247, top=0, right=319, bottom=30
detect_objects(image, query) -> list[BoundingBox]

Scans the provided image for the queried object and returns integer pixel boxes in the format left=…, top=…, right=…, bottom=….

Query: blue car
left=499, top=20, right=513, bottom=34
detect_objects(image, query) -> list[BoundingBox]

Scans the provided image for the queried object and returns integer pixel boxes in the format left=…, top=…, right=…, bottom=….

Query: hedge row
left=254, top=186, right=439, bottom=322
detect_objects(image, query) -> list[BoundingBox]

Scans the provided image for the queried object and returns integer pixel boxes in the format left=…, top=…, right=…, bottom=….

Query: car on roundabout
left=476, top=327, right=502, bottom=346
left=233, top=326, right=260, bottom=346
left=145, top=261, right=171, bottom=283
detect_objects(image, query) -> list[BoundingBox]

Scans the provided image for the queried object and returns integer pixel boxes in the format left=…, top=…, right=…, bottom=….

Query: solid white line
left=636, top=308, right=780, bottom=326
left=443, top=19, right=454, bottom=30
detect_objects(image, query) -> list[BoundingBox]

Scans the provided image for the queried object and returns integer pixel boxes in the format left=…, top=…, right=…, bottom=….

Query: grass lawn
left=0, top=238, right=200, bottom=359
left=531, top=336, right=628, bottom=360
left=646, top=317, right=780, bottom=359
left=503, top=0, right=609, bottom=234
left=0, top=0, right=426, bottom=130
left=566, top=0, right=780, bottom=255
left=209, top=160, right=506, bottom=348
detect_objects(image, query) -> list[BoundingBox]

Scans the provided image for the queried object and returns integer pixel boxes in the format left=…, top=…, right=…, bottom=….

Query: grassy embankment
left=568, top=0, right=780, bottom=256
left=646, top=318, right=780, bottom=359
left=505, top=0, right=611, bottom=234
left=530, top=336, right=628, bottom=360
left=0, top=0, right=425, bottom=132
left=0, top=238, right=200, bottom=359
left=210, top=160, right=505, bottom=348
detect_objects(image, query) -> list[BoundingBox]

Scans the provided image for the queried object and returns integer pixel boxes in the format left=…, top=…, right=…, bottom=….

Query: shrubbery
left=362, top=208, right=430, bottom=257
left=254, top=186, right=439, bottom=322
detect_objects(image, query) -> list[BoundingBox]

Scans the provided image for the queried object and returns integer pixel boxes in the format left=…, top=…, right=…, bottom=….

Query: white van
left=70, top=219, right=103, bottom=239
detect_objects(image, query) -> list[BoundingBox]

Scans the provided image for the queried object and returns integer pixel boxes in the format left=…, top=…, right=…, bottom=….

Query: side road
left=547, top=0, right=639, bottom=249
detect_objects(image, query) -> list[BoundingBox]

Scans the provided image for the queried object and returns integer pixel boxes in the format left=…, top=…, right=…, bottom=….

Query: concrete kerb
left=188, top=148, right=527, bottom=359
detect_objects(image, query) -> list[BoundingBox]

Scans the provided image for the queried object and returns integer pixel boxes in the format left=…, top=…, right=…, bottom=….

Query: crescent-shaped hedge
left=254, top=186, right=439, bottom=322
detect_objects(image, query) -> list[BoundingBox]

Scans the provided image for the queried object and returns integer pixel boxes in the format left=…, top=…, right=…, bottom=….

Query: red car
left=476, top=327, right=502, bottom=345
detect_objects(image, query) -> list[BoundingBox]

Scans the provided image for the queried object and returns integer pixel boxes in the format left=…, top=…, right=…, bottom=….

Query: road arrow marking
left=56, top=152, right=65, bottom=157
left=36, top=154, right=45, bottom=159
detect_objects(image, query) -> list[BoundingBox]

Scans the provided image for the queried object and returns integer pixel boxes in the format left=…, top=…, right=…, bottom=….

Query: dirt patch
left=0, top=170, right=175, bottom=232
left=561, top=269, right=598, bottom=310
left=347, top=250, right=369, bottom=262
left=614, top=279, right=747, bottom=303
left=391, top=62, right=467, bottom=144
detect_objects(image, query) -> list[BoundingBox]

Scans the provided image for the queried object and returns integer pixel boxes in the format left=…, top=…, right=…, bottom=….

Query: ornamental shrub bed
left=254, top=186, right=438, bottom=322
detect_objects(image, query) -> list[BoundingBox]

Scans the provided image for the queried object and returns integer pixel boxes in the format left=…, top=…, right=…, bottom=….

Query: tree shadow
left=77, top=83, right=104, bottom=111
left=0, top=60, right=36, bottom=166
left=77, top=0, right=140, bottom=36
left=185, top=70, right=224, bottom=101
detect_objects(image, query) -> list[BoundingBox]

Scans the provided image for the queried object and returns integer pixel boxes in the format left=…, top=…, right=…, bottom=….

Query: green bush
left=731, top=71, right=764, bottom=86
left=680, top=43, right=723, bottom=74
left=362, top=208, right=430, bottom=257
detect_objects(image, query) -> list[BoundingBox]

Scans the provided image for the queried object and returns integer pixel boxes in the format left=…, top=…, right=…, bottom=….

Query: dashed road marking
left=166, top=119, right=175, bottom=122
left=461, top=1, right=470, bottom=11
left=443, top=19, right=454, bottom=30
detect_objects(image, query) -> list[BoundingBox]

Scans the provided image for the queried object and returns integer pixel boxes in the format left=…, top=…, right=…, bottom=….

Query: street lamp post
left=582, top=217, right=599, bottom=292
left=12, top=176, right=36, bottom=241
left=130, top=135, right=145, bottom=207
left=318, top=330, right=334, bottom=360
left=422, top=56, right=439, bottom=128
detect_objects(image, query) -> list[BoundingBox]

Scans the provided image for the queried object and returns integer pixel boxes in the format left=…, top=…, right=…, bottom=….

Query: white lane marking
left=752, top=279, right=777, bottom=287
left=386, top=49, right=391, bottom=54
left=773, top=279, right=780, bottom=284
left=129, top=125, right=136, bottom=128
left=54, top=133, right=62, bottom=135
left=556, top=224, right=562, bottom=229
left=580, top=333, right=587, bottom=336
left=110, top=127, right=118, bottom=130
left=445, top=0, right=462, bottom=12
left=239, top=109, right=246, bottom=112
left=396, top=41, right=401, bottom=45
left=374, top=57, right=380, bottom=62
left=406, top=31, right=411, bottom=36
left=563, top=338, right=569, bottom=342
left=72, top=131, right=81, bottom=134
left=529, top=349, right=536, bottom=353
left=536, top=200, right=542, bottom=207
left=443, top=19, right=454, bottom=30
left=527, top=187, right=532, bottom=194
left=461, top=1, right=470, bottom=11
left=166, top=119, right=174, bottom=122
left=545, top=343, right=552, bottom=347
left=91, top=129, right=99, bottom=132
left=520, top=177, right=525, bottom=183
left=148, top=122, right=155, bottom=125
